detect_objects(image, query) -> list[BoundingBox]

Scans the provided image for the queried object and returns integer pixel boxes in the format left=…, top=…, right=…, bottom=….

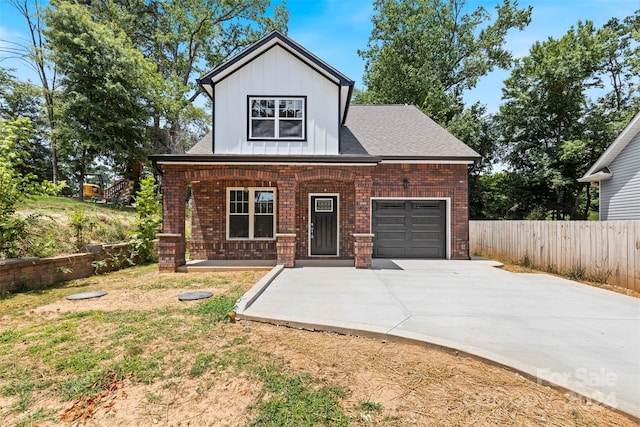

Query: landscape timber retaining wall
left=470, top=220, right=640, bottom=292
left=0, top=243, right=134, bottom=292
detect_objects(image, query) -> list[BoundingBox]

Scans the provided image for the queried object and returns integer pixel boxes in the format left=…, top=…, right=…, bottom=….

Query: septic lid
left=178, top=291, right=213, bottom=301
left=66, top=291, right=108, bottom=301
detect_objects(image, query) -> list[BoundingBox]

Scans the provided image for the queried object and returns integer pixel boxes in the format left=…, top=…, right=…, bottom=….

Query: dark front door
left=310, top=195, right=338, bottom=255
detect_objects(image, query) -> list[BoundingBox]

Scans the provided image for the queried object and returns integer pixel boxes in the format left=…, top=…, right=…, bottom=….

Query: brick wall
left=0, top=243, right=135, bottom=293
left=370, top=163, right=470, bottom=260
left=159, top=162, right=470, bottom=269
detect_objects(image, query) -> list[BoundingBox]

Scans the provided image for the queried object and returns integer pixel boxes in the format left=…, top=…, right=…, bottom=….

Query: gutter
left=578, top=168, right=612, bottom=183
left=148, top=154, right=482, bottom=166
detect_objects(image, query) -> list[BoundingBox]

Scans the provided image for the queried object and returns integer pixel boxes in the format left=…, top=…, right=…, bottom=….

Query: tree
left=0, top=67, right=52, bottom=181
left=80, top=0, right=289, bottom=153
left=496, top=15, right=639, bottom=220
left=45, top=1, right=163, bottom=199
left=1, top=0, right=59, bottom=183
left=596, top=12, right=640, bottom=112
left=359, top=0, right=531, bottom=123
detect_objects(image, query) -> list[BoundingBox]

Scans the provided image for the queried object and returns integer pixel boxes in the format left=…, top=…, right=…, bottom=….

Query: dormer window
left=248, top=96, right=306, bottom=140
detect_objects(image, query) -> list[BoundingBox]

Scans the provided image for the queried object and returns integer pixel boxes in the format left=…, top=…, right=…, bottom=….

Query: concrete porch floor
left=176, top=259, right=276, bottom=272
left=176, top=259, right=356, bottom=272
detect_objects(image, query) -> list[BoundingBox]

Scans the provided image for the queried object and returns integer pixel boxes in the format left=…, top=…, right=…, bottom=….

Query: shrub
left=128, top=176, right=161, bottom=263
left=0, top=118, right=68, bottom=258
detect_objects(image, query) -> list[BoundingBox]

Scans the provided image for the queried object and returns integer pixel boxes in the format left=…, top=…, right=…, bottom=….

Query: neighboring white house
left=579, top=111, right=640, bottom=220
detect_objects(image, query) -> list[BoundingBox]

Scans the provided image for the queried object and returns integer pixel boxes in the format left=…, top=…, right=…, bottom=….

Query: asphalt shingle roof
left=341, top=105, right=480, bottom=159
left=188, top=132, right=213, bottom=155
left=187, top=104, right=480, bottom=160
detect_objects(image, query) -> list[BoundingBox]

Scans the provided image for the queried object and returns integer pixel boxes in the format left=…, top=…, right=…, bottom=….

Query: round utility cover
left=178, top=291, right=213, bottom=301
left=66, top=291, right=108, bottom=301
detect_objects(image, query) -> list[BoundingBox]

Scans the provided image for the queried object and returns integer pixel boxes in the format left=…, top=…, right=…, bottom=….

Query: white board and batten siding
left=214, top=45, right=340, bottom=155
left=470, top=220, right=640, bottom=292
left=600, top=132, right=640, bottom=220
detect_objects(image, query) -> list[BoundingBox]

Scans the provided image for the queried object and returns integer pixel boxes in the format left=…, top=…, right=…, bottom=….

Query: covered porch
left=155, top=161, right=376, bottom=273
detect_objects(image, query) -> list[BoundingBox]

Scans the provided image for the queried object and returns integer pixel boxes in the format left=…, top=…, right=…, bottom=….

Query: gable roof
left=579, top=111, right=640, bottom=182
left=197, top=30, right=355, bottom=125
left=184, top=104, right=480, bottom=162
left=341, top=105, right=480, bottom=160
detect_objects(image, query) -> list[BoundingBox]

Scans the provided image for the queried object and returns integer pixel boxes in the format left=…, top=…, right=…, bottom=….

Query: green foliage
left=71, top=0, right=289, bottom=154
left=0, top=117, right=35, bottom=257
left=0, top=67, right=54, bottom=183
left=495, top=13, right=639, bottom=219
left=128, top=176, right=161, bottom=263
left=26, top=179, right=67, bottom=196
left=69, top=209, right=89, bottom=251
left=45, top=1, right=162, bottom=198
left=446, top=102, right=498, bottom=172
left=359, top=0, right=531, bottom=123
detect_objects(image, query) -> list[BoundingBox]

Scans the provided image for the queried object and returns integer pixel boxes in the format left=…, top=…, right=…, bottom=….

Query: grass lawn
left=0, top=265, right=636, bottom=426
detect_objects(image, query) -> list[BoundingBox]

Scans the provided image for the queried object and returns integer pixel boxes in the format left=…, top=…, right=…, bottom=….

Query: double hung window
left=249, top=97, right=305, bottom=140
left=228, top=188, right=276, bottom=240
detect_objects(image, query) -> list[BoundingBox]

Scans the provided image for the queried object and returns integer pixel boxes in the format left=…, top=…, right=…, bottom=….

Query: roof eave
left=577, top=171, right=613, bottom=183
left=198, top=30, right=354, bottom=89
left=379, top=156, right=481, bottom=164
left=581, top=110, right=640, bottom=178
left=148, top=154, right=380, bottom=164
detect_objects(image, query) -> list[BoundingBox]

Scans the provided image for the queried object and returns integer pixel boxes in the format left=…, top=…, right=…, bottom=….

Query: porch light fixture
left=403, top=179, right=409, bottom=189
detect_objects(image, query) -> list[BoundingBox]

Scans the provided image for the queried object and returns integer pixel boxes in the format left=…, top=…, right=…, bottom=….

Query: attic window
left=248, top=96, right=306, bottom=140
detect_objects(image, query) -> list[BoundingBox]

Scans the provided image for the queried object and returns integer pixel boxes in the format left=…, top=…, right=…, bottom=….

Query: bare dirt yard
left=0, top=265, right=636, bottom=426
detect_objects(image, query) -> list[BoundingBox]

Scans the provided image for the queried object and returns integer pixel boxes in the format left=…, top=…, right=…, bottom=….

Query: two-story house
left=150, top=31, right=480, bottom=272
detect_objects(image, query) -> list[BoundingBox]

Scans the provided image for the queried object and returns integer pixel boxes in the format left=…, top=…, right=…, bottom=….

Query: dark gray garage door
left=372, top=200, right=446, bottom=258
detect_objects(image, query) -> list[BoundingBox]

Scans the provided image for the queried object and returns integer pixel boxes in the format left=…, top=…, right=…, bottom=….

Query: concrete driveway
left=236, top=259, right=640, bottom=419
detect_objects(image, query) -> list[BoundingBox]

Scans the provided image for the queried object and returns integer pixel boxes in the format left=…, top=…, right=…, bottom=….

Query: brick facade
left=158, top=163, right=470, bottom=271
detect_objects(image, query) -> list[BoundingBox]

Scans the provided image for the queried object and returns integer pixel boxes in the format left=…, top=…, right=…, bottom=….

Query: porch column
left=275, top=234, right=296, bottom=268
left=353, top=233, right=374, bottom=268
left=353, top=173, right=373, bottom=268
left=158, top=173, right=186, bottom=272
left=277, top=172, right=296, bottom=267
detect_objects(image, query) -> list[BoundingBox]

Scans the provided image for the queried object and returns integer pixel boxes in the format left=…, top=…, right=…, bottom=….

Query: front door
left=310, top=195, right=338, bottom=256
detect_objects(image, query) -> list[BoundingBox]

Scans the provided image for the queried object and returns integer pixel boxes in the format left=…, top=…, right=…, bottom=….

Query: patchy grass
left=11, top=196, right=136, bottom=257
left=0, top=265, right=636, bottom=426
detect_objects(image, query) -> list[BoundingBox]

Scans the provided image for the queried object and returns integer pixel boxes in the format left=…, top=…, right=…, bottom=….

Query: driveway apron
left=238, top=259, right=640, bottom=419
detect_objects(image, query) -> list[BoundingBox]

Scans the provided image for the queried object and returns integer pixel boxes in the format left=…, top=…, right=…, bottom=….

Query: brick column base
left=353, top=233, right=374, bottom=268
left=158, top=233, right=186, bottom=273
left=276, top=234, right=296, bottom=268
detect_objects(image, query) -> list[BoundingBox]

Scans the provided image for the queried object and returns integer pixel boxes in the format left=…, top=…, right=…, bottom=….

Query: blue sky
left=1, top=0, right=638, bottom=113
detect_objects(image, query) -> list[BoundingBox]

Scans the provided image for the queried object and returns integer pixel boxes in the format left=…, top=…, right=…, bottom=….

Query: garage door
left=372, top=200, right=446, bottom=258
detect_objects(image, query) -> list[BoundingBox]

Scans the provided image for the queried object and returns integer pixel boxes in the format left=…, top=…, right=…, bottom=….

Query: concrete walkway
left=237, top=259, right=640, bottom=419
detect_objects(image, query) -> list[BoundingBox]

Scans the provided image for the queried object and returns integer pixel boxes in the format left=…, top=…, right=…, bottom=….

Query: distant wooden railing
left=469, top=221, right=640, bottom=292
left=104, top=179, right=125, bottom=199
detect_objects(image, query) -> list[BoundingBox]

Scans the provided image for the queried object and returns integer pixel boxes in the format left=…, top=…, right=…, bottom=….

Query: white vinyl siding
left=600, top=133, right=640, bottom=220
left=214, top=45, right=339, bottom=155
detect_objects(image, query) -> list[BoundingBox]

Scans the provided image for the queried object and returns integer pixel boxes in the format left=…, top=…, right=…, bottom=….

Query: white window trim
left=248, top=96, right=306, bottom=141
left=226, top=187, right=277, bottom=241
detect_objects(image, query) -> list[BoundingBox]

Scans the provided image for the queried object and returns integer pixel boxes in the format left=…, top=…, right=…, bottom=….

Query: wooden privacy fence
left=469, top=221, right=640, bottom=292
